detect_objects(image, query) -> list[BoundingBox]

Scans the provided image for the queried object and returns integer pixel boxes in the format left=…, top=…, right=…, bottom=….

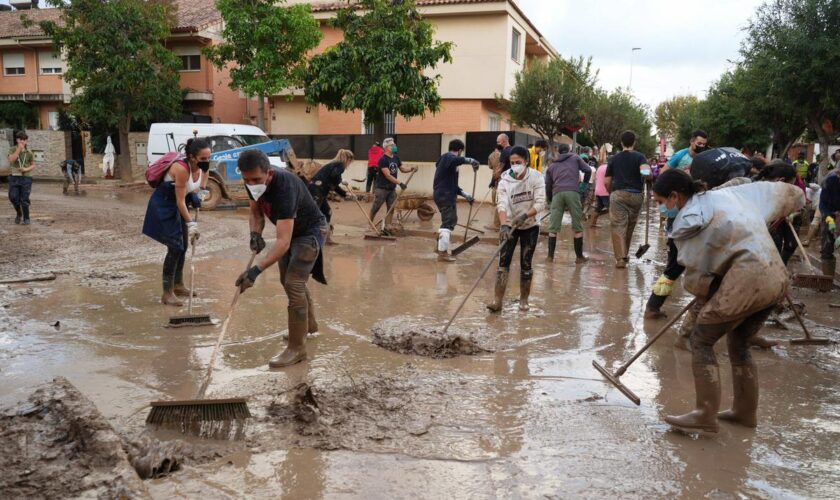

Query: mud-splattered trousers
left=278, top=220, right=329, bottom=329
left=498, top=225, right=539, bottom=280
left=162, top=219, right=188, bottom=291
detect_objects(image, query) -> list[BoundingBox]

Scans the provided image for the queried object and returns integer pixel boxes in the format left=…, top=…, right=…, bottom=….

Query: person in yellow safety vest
left=528, top=140, right=548, bottom=173
left=792, top=151, right=809, bottom=180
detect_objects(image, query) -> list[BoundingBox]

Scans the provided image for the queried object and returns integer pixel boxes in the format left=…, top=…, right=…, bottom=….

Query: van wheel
left=202, top=180, right=223, bottom=210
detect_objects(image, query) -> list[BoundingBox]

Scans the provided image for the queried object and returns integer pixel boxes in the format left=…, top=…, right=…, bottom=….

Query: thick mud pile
left=370, top=315, right=492, bottom=358
left=0, top=377, right=148, bottom=499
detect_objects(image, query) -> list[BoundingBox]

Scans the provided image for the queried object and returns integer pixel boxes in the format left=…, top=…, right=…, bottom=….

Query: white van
left=147, top=123, right=279, bottom=165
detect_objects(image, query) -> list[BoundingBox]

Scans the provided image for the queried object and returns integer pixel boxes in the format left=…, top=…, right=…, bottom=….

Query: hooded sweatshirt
left=544, top=153, right=592, bottom=200
left=496, top=167, right=546, bottom=230
left=671, top=181, right=804, bottom=324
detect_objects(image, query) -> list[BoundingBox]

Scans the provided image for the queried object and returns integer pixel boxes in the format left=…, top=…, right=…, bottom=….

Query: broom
left=342, top=182, right=397, bottom=241
left=788, top=219, right=833, bottom=292
left=784, top=293, right=832, bottom=346
left=147, top=252, right=256, bottom=438
left=168, top=209, right=214, bottom=328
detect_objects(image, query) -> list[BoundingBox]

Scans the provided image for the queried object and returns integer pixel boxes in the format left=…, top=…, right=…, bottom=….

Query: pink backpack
left=145, top=152, right=185, bottom=188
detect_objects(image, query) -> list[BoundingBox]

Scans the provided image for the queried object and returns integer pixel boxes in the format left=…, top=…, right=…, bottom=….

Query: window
left=362, top=111, right=395, bottom=135
left=488, top=113, right=501, bottom=132
left=3, top=53, right=25, bottom=76
left=39, top=51, right=64, bottom=75
left=511, top=28, right=521, bottom=63
left=173, top=46, right=201, bottom=72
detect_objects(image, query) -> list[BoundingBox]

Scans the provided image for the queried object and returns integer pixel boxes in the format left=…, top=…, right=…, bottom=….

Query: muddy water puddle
left=2, top=211, right=840, bottom=497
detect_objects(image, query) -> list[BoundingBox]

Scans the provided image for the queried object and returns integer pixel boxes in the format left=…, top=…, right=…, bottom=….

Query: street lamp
left=629, top=47, right=641, bottom=91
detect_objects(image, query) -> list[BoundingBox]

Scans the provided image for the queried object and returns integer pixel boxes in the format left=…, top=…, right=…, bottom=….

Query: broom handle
left=196, top=251, right=257, bottom=399
left=343, top=182, right=380, bottom=234
left=463, top=167, right=478, bottom=242
left=787, top=219, right=816, bottom=272
left=615, top=298, right=697, bottom=377
left=442, top=241, right=506, bottom=334
left=375, top=168, right=417, bottom=227
left=470, top=188, right=493, bottom=223
left=188, top=209, right=199, bottom=315
left=785, top=293, right=814, bottom=340
left=644, top=182, right=650, bottom=244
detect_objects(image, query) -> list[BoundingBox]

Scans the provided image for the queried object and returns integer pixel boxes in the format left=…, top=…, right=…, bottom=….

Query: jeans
left=499, top=225, right=539, bottom=280
left=437, top=203, right=457, bottom=231
left=8, top=176, right=33, bottom=210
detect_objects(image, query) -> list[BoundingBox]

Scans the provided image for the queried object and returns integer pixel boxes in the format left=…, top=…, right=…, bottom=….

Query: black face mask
left=496, top=144, right=504, bottom=152
left=198, top=161, right=210, bottom=172
left=694, top=145, right=708, bottom=154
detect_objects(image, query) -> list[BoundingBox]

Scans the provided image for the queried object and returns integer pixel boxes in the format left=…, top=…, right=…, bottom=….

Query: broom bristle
left=793, top=273, right=833, bottom=292
left=146, top=399, right=251, bottom=439
left=168, top=314, right=214, bottom=326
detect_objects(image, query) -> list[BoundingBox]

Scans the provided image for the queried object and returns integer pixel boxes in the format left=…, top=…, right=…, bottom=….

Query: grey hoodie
left=544, top=153, right=591, bottom=200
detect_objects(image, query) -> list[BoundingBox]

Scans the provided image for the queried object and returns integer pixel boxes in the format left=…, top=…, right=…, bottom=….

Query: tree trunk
left=256, top=94, right=266, bottom=130
left=808, top=115, right=832, bottom=182
left=118, top=116, right=133, bottom=182
left=372, top=115, right=387, bottom=142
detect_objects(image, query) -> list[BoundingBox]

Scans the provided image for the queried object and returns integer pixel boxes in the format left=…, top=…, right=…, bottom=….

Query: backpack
left=145, top=152, right=185, bottom=188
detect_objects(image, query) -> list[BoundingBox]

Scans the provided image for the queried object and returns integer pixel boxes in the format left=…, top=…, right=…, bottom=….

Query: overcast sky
left=518, top=0, right=767, bottom=112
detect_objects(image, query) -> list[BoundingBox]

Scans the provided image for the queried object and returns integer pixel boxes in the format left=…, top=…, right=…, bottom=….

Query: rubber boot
left=22, top=206, right=30, bottom=225
left=519, top=275, right=532, bottom=311
left=306, top=290, right=318, bottom=334
left=13, top=204, right=21, bottom=225
left=486, top=268, right=509, bottom=313
left=747, top=334, right=777, bottom=348
left=664, top=363, right=721, bottom=433
left=574, top=237, right=587, bottom=264
left=547, top=236, right=557, bottom=260
left=269, top=306, right=308, bottom=368
left=718, top=363, right=759, bottom=428
left=645, top=293, right=668, bottom=319
left=821, top=259, right=836, bottom=277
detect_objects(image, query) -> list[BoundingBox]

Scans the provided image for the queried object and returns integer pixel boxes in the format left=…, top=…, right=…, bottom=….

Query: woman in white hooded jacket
left=487, top=146, right=546, bottom=312
left=652, top=169, right=804, bottom=433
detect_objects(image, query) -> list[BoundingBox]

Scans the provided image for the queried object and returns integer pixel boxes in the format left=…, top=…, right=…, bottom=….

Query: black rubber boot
left=21, top=206, right=30, bottom=225
left=573, top=237, right=587, bottom=263
left=13, top=204, right=21, bottom=224
left=645, top=293, right=668, bottom=319
left=547, top=236, right=557, bottom=260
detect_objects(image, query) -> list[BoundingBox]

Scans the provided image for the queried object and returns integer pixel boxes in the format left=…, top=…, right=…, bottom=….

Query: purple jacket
left=545, top=153, right=592, bottom=200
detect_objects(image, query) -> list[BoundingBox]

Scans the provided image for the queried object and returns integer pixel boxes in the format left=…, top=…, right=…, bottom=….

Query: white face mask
left=511, top=163, right=527, bottom=176
left=246, top=183, right=267, bottom=200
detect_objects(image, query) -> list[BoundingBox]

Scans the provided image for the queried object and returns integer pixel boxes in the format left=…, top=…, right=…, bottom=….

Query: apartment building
left=271, top=0, right=557, bottom=136
left=0, top=0, right=259, bottom=130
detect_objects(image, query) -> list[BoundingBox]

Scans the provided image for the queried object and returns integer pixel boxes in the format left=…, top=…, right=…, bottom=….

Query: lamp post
left=629, top=47, right=641, bottom=91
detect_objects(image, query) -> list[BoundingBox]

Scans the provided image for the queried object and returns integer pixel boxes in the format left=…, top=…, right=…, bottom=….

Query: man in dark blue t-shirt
left=234, top=149, right=329, bottom=369
left=370, top=137, right=415, bottom=232
left=432, top=139, right=478, bottom=261
left=605, top=130, right=650, bottom=268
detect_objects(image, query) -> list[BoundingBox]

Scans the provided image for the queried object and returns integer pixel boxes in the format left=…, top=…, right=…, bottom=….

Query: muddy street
left=2, top=184, right=839, bottom=498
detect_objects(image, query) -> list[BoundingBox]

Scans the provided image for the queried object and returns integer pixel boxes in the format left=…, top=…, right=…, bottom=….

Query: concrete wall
left=271, top=96, right=321, bottom=135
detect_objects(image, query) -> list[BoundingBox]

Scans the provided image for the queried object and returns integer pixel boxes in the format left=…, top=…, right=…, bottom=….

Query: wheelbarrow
left=394, top=194, right=436, bottom=223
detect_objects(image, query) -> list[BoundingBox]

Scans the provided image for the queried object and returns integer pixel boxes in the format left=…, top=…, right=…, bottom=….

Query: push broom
left=147, top=252, right=256, bottom=438
left=168, top=209, right=214, bottom=328
left=787, top=219, right=833, bottom=292
left=452, top=167, right=481, bottom=256
left=593, top=299, right=697, bottom=405
left=342, top=182, right=396, bottom=241
left=784, top=293, right=832, bottom=346
left=367, top=168, right=418, bottom=239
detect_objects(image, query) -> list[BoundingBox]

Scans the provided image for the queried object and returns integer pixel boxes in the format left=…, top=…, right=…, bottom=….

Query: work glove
left=465, top=157, right=479, bottom=170
left=187, top=221, right=200, bottom=242
left=199, top=189, right=210, bottom=201
left=465, top=195, right=475, bottom=205
left=499, top=224, right=513, bottom=241
left=578, top=182, right=588, bottom=194
left=652, top=276, right=674, bottom=297
left=827, top=216, right=836, bottom=233
left=250, top=231, right=266, bottom=254
left=512, top=213, right=529, bottom=227
left=399, top=182, right=407, bottom=190
left=235, top=265, right=262, bottom=293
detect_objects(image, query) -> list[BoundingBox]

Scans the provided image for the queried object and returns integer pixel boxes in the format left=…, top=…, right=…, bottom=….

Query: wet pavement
left=1, top=185, right=839, bottom=497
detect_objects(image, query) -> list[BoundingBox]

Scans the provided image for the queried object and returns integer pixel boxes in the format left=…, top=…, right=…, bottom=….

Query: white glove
left=199, top=189, right=210, bottom=201
left=187, top=221, right=200, bottom=242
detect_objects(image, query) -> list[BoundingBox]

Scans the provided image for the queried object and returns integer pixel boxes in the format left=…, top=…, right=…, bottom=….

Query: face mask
left=391, top=146, right=398, bottom=154
left=496, top=144, right=504, bottom=152
left=198, top=160, right=210, bottom=172
left=511, top=163, right=527, bottom=176
left=640, top=168, right=651, bottom=177
left=246, top=182, right=267, bottom=200
left=694, top=145, right=708, bottom=154
left=658, top=203, right=679, bottom=219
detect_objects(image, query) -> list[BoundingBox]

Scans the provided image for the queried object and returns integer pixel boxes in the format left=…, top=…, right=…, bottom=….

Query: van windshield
left=234, top=135, right=270, bottom=146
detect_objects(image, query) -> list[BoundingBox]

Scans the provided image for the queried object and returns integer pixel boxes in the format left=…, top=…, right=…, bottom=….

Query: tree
left=743, top=0, right=840, bottom=178
left=506, top=56, right=597, bottom=150
left=304, top=0, right=453, bottom=139
left=587, top=88, right=652, bottom=151
left=33, top=0, right=183, bottom=181
left=205, top=0, right=322, bottom=131
left=0, top=101, right=37, bottom=130
left=655, top=95, right=699, bottom=143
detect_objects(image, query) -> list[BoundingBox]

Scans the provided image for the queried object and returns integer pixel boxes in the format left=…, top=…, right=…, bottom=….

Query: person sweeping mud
left=369, top=138, right=415, bottom=233
left=308, top=149, right=356, bottom=244
left=433, top=139, right=478, bottom=262
left=487, top=146, right=546, bottom=312
left=544, top=143, right=591, bottom=263
left=235, top=150, right=329, bottom=368
left=653, top=169, right=804, bottom=433
left=142, top=137, right=210, bottom=306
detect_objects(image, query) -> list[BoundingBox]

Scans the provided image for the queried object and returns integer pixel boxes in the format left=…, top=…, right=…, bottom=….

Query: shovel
left=451, top=166, right=481, bottom=256
left=635, top=182, right=651, bottom=258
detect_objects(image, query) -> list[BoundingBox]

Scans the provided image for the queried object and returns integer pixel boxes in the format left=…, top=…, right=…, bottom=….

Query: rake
left=788, top=219, right=833, bottom=292
left=593, top=299, right=697, bottom=405
left=784, top=293, right=832, bottom=346
left=147, top=252, right=256, bottom=438
left=168, top=210, right=214, bottom=328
